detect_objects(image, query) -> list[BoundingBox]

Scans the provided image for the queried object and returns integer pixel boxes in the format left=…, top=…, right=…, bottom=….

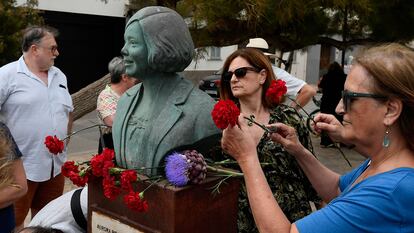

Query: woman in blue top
left=221, top=43, right=414, bottom=233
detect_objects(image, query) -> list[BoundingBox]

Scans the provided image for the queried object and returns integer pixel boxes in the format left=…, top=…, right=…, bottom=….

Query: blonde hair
left=0, top=129, right=13, bottom=190
left=354, top=43, right=414, bottom=150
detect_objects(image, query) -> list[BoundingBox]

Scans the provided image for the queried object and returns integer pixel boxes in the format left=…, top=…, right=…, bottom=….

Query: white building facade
left=17, top=0, right=126, bottom=17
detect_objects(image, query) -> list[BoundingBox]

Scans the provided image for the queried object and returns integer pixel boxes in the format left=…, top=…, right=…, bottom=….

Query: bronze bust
left=113, top=6, right=220, bottom=176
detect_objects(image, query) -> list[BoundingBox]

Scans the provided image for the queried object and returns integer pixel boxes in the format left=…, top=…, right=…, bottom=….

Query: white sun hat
left=246, top=38, right=276, bottom=57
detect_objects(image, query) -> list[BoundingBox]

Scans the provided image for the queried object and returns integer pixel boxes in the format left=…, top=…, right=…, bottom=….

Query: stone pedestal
left=88, top=176, right=241, bottom=233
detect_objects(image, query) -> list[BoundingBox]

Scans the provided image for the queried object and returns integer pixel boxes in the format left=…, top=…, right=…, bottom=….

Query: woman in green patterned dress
left=218, top=48, right=319, bottom=232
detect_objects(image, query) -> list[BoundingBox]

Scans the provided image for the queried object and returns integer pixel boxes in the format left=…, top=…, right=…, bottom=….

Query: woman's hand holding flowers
left=221, top=114, right=258, bottom=165
left=267, top=123, right=306, bottom=157
left=313, top=113, right=345, bottom=143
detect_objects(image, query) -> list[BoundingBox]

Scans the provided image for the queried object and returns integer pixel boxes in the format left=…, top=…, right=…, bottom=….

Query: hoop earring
left=382, top=127, right=390, bottom=148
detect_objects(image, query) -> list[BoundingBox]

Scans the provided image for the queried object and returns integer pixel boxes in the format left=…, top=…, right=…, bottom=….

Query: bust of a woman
left=112, top=6, right=220, bottom=175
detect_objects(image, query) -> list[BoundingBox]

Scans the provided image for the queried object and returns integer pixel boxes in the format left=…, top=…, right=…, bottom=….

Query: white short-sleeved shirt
left=273, top=65, right=306, bottom=97
left=0, top=56, right=73, bottom=181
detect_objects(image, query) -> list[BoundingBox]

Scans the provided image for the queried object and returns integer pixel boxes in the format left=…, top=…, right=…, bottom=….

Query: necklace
left=355, top=153, right=394, bottom=184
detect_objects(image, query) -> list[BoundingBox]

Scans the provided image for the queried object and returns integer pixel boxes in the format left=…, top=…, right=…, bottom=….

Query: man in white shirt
left=246, top=38, right=316, bottom=108
left=0, top=25, right=73, bottom=229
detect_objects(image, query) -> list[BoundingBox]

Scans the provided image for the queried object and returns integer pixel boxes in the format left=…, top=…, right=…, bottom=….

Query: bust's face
left=121, top=21, right=148, bottom=77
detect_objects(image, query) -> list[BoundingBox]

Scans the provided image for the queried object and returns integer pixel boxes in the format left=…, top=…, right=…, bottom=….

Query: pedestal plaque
left=88, top=176, right=241, bottom=233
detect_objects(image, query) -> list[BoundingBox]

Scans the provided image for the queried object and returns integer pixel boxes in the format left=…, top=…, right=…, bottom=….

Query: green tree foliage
left=0, top=0, right=43, bottom=66
left=176, top=0, right=330, bottom=51
left=124, top=0, right=414, bottom=52
left=367, top=0, right=414, bottom=42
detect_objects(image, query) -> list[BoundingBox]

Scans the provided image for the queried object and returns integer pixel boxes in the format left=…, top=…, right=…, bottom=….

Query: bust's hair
left=0, top=128, right=12, bottom=190
left=354, top=43, right=414, bottom=150
left=21, top=25, right=59, bottom=52
left=126, top=6, right=194, bottom=72
left=108, top=56, right=125, bottom=84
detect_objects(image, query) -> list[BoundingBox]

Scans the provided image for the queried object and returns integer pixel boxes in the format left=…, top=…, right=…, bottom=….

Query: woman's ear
left=121, top=74, right=129, bottom=82
left=384, top=98, right=402, bottom=126
left=259, top=69, right=267, bottom=84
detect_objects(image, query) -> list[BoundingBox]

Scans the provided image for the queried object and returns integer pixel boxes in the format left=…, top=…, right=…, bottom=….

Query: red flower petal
left=61, top=161, right=79, bottom=177
left=266, top=80, right=287, bottom=106
left=123, top=191, right=148, bottom=212
left=102, top=176, right=122, bottom=200
left=211, top=100, right=240, bottom=130
left=44, top=135, right=64, bottom=155
left=120, top=170, right=138, bottom=192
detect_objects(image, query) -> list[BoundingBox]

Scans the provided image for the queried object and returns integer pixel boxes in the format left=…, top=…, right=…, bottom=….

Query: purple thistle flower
left=165, top=152, right=189, bottom=187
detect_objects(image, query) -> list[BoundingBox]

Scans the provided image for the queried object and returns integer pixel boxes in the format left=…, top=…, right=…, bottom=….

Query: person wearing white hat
left=29, top=187, right=87, bottom=233
left=246, top=38, right=316, bottom=108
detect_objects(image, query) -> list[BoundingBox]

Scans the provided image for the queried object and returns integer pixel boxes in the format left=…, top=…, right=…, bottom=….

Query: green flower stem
left=141, top=177, right=162, bottom=194
left=213, top=160, right=272, bottom=166
left=79, top=166, right=90, bottom=177
left=135, top=166, right=164, bottom=171
left=287, top=96, right=316, bottom=125
left=243, top=116, right=276, bottom=134
left=287, top=97, right=352, bottom=167
left=75, top=160, right=90, bottom=166
left=63, top=124, right=107, bottom=141
left=207, top=165, right=243, bottom=177
left=109, top=167, right=125, bottom=175
left=337, top=146, right=352, bottom=167
left=213, top=161, right=240, bottom=165
left=212, top=159, right=232, bottom=164
left=141, top=175, right=163, bottom=182
left=109, top=166, right=164, bottom=175
left=210, top=174, right=233, bottom=195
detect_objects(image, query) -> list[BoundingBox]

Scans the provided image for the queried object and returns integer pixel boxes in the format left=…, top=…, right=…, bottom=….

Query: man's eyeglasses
left=341, top=90, right=387, bottom=112
left=223, top=67, right=260, bottom=82
left=37, top=45, right=58, bottom=53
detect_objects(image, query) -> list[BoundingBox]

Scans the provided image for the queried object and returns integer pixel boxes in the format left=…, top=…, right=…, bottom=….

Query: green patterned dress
left=223, top=104, right=320, bottom=233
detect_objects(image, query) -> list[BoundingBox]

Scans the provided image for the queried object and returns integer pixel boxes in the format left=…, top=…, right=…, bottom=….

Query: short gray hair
left=126, top=6, right=194, bottom=73
left=21, top=25, right=59, bottom=52
left=108, top=56, right=125, bottom=84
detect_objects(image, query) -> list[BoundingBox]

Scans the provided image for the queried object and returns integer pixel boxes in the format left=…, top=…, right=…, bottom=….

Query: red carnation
left=214, top=79, right=221, bottom=87
left=90, top=149, right=115, bottom=177
left=266, top=80, right=287, bottom=105
left=44, top=135, right=64, bottom=155
left=101, top=148, right=115, bottom=161
left=90, top=154, right=105, bottom=177
left=102, top=176, right=122, bottom=200
left=102, top=160, right=115, bottom=178
left=68, top=171, right=88, bottom=187
left=120, top=170, right=138, bottom=192
left=61, top=161, right=79, bottom=177
left=211, top=100, right=240, bottom=130
left=123, top=191, right=149, bottom=212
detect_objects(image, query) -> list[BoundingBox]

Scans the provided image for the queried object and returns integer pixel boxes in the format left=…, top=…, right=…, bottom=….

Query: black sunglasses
left=222, top=67, right=260, bottom=81
left=341, top=90, right=387, bottom=112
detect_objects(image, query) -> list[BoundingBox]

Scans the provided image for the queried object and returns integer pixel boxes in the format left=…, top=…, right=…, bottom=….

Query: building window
left=209, top=46, right=221, bottom=60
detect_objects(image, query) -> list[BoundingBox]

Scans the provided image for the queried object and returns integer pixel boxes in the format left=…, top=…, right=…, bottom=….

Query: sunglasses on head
left=222, top=67, right=261, bottom=82
left=341, top=90, right=387, bottom=112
